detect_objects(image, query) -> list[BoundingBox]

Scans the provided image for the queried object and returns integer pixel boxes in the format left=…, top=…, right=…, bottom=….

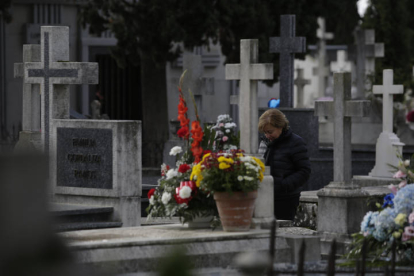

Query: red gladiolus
left=190, top=120, right=204, bottom=163
left=148, top=188, right=156, bottom=199
left=178, top=164, right=191, bottom=173
left=177, top=126, right=190, bottom=139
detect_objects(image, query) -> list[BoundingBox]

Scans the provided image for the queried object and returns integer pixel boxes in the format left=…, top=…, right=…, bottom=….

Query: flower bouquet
left=190, top=150, right=265, bottom=231
left=146, top=70, right=240, bottom=226
left=345, top=183, right=414, bottom=265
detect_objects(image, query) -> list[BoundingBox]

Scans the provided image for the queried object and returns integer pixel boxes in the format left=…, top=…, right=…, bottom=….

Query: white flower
left=226, top=129, right=230, bottom=133
left=238, top=176, right=244, bottom=181
left=244, top=176, right=254, bottom=181
left=179, top=186, right=192, bottom=199
left=229, top=145, right=238, bottom=150
left=217, top=114, right=230, bottom=122
left=149, top=196, right=155, bottom=205
left=224, top=122, right=236, bottom=129
left=169, top=146, right=182, bottom=156
left=161, top=192, right=172, bottom=205
left=404, top=160, right=410, bottom=167
left=166, top=169, right=178, bottom=180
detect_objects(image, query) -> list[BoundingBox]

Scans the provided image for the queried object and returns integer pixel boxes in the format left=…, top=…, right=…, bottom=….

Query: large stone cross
left=349, top=29, right=384, bottom=99
left=294, top=68, right=310, bottom=108
left=182, top=51, right=214, bottom=122
left=313, top=17, right=334, bottom=99
left=369, top=69, right=405, bottom=178
left=269, top=15, right=306, bottom=108
left=226, top=39, right=273, bottom=154
left=315, top=72, right=370, bottom=185
left=20, top=26, right=98, bottom=155
left=14, top=45, right=41, bottom=132
left=330, top=50, right=351, bottom=73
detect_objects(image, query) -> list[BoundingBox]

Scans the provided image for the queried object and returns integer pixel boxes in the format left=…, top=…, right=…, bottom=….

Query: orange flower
left=190, top=120, right=204, bottom=163
left=177, top=95, right=190, bottom=140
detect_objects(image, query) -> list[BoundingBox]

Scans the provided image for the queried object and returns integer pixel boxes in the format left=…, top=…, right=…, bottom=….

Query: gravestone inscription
left=56, top=128, right=113, bottom=189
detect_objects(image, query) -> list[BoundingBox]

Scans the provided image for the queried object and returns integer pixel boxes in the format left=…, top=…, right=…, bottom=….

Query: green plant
left=190, top=151, right=265, bottom=193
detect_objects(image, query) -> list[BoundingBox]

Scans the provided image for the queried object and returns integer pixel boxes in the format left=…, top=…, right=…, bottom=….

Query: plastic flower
left=179, top=186, right=192, bottom=199
left=361, top=211, right=378, bottom=235
left=148, top=188, right=156, bottom=199
left=170, top=146, right=183, bottom=156
left=393, top=170, right=407, bottom=179
left=394, top=184, right=414, bottom=214
left=395, top=213, right=407, bottom=226
left=373, top=208, right=397, bottom=242
left=161, top=192, right=172, bottom=205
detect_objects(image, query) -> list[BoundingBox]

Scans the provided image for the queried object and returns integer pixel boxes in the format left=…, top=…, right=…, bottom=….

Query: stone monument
left=369, top=69, right=404, bottom=178
left=269, top=14, right=306, bottom=108
left=294, top=68, right=311, bottom=108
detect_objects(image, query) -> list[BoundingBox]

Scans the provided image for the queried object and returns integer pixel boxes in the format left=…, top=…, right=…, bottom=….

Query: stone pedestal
left=317, top=183, right=369, bottom=235
left=370, top=132, right=404, bottom=178
left=14, top=131, right=42, bottom=153
left=252, top=164, right=274, bottom=229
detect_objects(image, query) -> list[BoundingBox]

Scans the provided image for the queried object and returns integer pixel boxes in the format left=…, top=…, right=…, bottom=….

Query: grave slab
left=59, top=224, right=318, bottom=274
left=51, top=119, right=142, bottom=227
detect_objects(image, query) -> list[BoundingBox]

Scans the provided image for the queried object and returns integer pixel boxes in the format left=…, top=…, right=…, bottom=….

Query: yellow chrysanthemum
left=201, top=153, right=211, bottom=162
left=259, top=172, right=264, bottom=181
left=190, top=163, right=202, bottom=181
left=236, top=153, right=244, bottom=158
left=218, top=156, right=234, bottom=164
left=219, top=162, right=231, bottom=170
left=252, top=157, right=265, bottom=172
left=195, top=174, right=203, bottom=187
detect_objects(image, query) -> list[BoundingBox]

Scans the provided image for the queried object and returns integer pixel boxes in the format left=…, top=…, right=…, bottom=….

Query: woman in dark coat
left=258, top=109, right=311, bottom=221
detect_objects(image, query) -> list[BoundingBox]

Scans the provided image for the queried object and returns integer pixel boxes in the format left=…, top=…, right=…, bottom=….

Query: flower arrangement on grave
left=146, top=71, right=240, bottom=225
left=190, top=150, right=265, bottom=231
left=345, top=183, right=414, bottom=265
left=190, top=150, right=265, bottom=194
left=210, top=114, right=239, bottom=151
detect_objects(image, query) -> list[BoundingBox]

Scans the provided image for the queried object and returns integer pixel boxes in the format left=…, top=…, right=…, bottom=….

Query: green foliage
left=156, top=246, right=194, bottom=276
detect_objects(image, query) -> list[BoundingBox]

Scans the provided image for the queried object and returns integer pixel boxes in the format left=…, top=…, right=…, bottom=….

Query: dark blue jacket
left=263, top=128, right=311, bottom=198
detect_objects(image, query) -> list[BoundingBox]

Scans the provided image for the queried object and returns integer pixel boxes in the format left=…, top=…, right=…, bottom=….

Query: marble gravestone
left=369, top=69, right=404, bottom=178
left=294, top=68, right=311, bottom=108
left=313, top=17, right=334, bottom=99
left=225, top=39, right=273, bottom=154
left=18, top=26, right=98, bottom=155
left=349, top=29, right=384, bottom=99
left=269, top=15, right=306, bottom=108
left=14, top=45, right=42, bottom=152
left=14, top=26, right=142, bottom=227
left=330, top=50, right=351, bottom=73
left=314, top=72, right=371, bottom=236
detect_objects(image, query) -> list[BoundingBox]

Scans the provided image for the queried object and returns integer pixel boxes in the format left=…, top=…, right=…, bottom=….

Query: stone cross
left=330, top=50, right=351, bottom=73
left=21, top=26, right=98, bottom=155
left=14, top=45, right=41, bottom=132
left=294, top=68, right=310, bottom=108
left=313, top=17, right=334, bottom=99
left=314, top=72, right=370, bottom=185
left=226, top=39, right=273, bottom=154
left=369, top=69, right=405, bottom=178
left=349, top=29, right=384, bottom=99
left=269, top=15, right=306, bottom=108
left=182, top=51, right=214, bottom=122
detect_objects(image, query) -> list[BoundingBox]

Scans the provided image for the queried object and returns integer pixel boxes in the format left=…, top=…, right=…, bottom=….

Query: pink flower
left=219, top=123, right=224, bottom=127
left=409, top=211, right=414, bottom=224
left=399, top=180, right=407, bottom=189
left=388, top=184, right=398, bottom=195
left=393, top=170, right=407, bottom=179
left=222, top=136, right=228, bottom=142
left=402, top=226, right=414, bottom=242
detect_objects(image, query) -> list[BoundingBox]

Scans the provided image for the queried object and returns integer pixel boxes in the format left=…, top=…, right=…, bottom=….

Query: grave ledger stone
left=226, top=39, right=273, bottom=154
left=269, top=14, right=306, bottom=108
left=314, top=72, right=371, bottom=236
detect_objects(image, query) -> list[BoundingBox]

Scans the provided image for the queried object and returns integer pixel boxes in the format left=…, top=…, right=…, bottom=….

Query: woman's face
left=263, top=124, right=283, bottom=142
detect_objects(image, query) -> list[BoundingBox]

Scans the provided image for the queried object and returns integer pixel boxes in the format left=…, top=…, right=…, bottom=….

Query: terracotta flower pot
left=213, top=191, right=258, bottom=232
